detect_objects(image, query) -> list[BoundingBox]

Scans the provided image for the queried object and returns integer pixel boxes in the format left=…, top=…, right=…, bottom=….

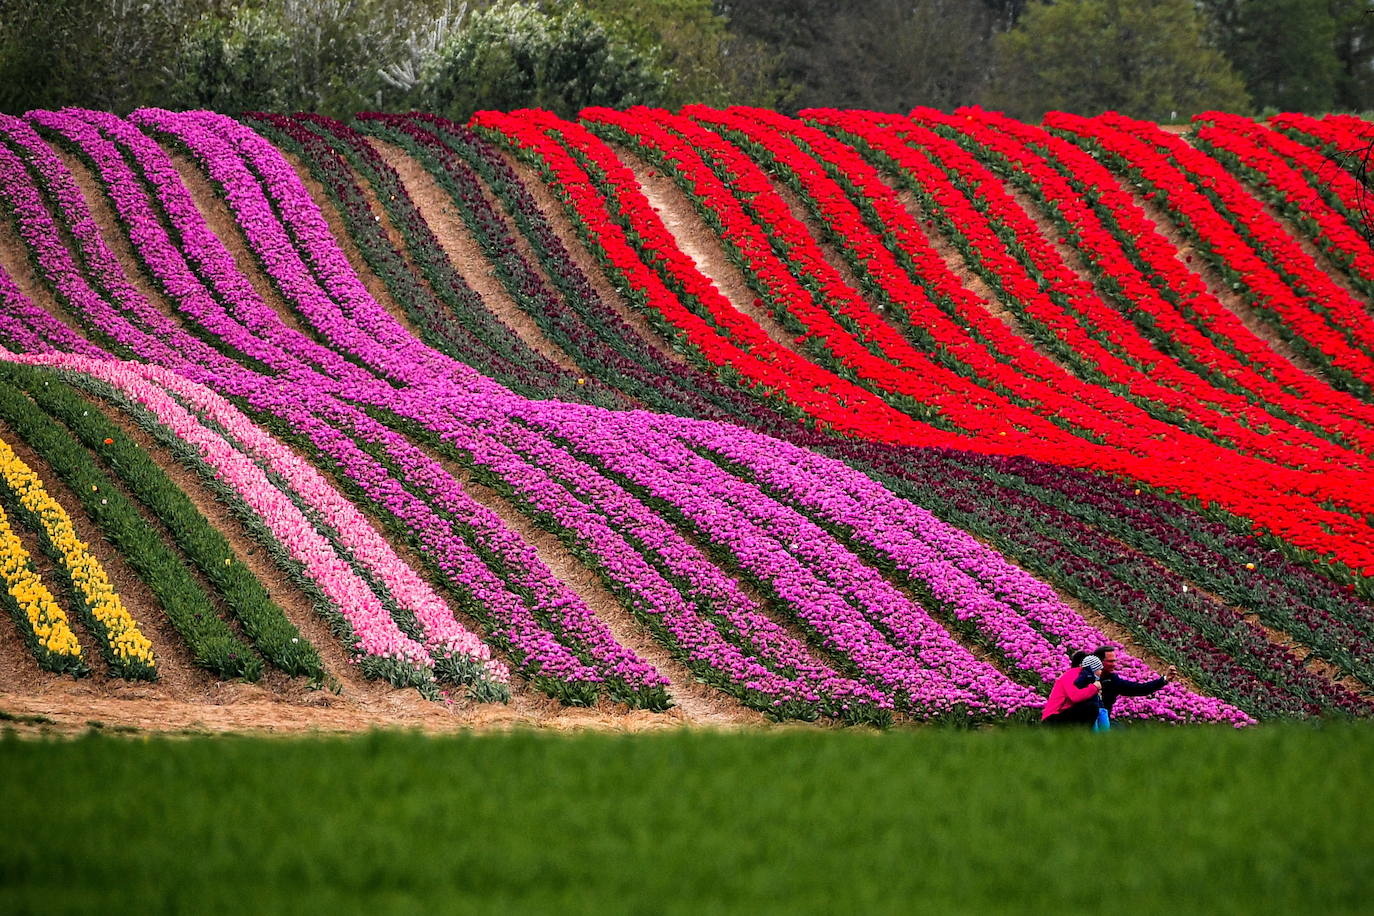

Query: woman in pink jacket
left=1041, top=651, right=1102, bottom=726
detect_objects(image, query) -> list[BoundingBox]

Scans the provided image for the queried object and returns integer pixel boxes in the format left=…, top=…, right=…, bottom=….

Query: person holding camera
left=1040, top=646, right=1178, bottom=728
left=1088, top=645, right=1178, bottom=721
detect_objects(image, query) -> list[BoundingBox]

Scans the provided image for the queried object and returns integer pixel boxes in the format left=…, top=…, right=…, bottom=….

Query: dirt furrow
left=607, top=142, right=802, bottom=353
left=370, top=137, right=582, bottom=373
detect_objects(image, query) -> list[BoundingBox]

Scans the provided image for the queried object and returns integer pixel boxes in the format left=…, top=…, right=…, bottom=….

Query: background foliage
left=0, top=0, right=1370, bottom=120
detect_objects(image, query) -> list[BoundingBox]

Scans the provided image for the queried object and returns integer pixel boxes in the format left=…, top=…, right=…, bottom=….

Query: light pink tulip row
left=7, top=349, right=507, bottom=687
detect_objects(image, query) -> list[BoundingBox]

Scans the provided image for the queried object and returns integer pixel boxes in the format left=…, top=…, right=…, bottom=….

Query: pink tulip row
left=14, top=349, right=510, bottom=687
left=11, top=110, right=663, bottom=700
left=653, top=412, right=1251, bottom=724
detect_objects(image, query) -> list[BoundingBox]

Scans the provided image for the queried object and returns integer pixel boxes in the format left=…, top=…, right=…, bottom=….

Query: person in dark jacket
left=1044, top=646, right=1179, bottom=728
left=1092, top=645, right=1178, bottom=719
left=1071, top=654, right=1111, bottom=730
left=1041, top=651, right=1101, bottom=726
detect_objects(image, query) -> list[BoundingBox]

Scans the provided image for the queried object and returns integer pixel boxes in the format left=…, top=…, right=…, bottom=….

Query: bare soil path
left=607, top=142, right=803, bottom=354
left=505, top=154, right=692, bottom=367
left=370, top=137, right=582, bottom=373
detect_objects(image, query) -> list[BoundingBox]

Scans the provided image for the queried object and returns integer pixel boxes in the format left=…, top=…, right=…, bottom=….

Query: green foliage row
left=0, top=368, right=266, bottom=680
left=1, top=725, right=1371, bottom=913
left=5, top=363, right=326, bottom=678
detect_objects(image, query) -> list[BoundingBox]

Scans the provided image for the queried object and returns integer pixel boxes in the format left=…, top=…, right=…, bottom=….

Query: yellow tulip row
left=0, top=501, right=85, bottom=670
left=0, top=437, right=155, bottom=676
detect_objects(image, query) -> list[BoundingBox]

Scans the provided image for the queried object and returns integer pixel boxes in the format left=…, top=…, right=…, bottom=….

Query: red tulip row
left=470, top=107, right=969, bottom=449
left=947, top=107, right=1374, bottom=453
left=695, top=107, right=1374, bottom=565
left=804, top=106, right=1369, bottom=475
left=476, top=107, right=1374, bottom=574
left=1192, top=112, right=1374, bottom=300
left=583, top=106, right=1085, bottom=447
left=903, top=106, right=1374, bottom=461
left=1047, top=111, right=1374, bottom=393
left=693, top=108, right=1374, bottom=556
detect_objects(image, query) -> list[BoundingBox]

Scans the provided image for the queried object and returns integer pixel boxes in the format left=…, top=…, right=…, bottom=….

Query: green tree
left=166, top=6, right=295, bottom=112
left=577, top=0, right=781, bottom=107
left=1326, top=0, right=1373, bottom=112
left=166, top=0, right=442, bottom=114
left=1198, top=0, right=1341, bottom=112
left=0, top=0, right=187, bottom=113
left=715, top=0, right=1003, bottom=111
left=414, top=1, right=670, bottom=119
left=988, top=0, right=1251, bottom=121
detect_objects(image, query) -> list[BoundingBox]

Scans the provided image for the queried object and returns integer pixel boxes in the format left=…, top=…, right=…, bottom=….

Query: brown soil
left=505, top=154, right=691, bottom=367
left=607, top=142, right=803, bottom=353
left=369, top=137, right=581, bottom=373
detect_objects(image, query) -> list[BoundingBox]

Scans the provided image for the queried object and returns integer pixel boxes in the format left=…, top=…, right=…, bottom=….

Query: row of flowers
left=921, top=107, right=1374, bottom=457
left=1047, top=111, right=1374, bottom=398
left=0, top=360, right=288, bottom=680
left=1194, top=112, right=1374, bottom=301
left=0, top=429, right=155, bottom=678
left=20, top=109, right=662, bottom=704
left=244, top=111, right=595, bottom=404
left=0, top=480, right=85, bottom=675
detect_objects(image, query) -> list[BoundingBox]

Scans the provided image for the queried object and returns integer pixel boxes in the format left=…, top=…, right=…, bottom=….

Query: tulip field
left=1, top=105, right=1373, bottom=733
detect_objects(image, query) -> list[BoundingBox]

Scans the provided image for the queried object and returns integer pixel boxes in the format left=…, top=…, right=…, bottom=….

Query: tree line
left=0, top=0, right=1370, bottom=120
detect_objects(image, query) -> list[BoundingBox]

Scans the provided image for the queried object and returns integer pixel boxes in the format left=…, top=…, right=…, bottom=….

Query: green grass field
left=2, top=724, right=1371, bottom=914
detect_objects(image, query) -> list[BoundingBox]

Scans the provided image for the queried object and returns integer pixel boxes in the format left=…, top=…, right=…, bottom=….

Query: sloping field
left=1, top=106, right=1373, bottom=733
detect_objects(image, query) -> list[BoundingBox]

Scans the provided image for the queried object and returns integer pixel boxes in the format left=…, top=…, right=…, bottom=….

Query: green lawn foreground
left=1, top=724, right=1370, bottom=914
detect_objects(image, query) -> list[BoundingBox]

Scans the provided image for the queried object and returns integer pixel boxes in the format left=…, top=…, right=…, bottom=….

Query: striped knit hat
left=1081, top=655, right=1103, bottom=675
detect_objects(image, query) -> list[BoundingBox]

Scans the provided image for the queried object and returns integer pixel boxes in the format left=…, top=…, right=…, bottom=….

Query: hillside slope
left=1, top=107, right=1372, bottom=733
